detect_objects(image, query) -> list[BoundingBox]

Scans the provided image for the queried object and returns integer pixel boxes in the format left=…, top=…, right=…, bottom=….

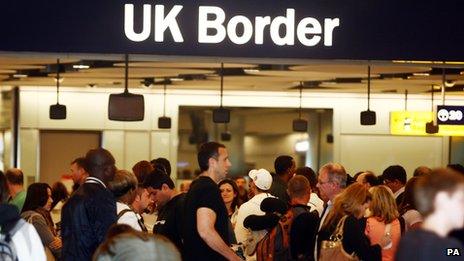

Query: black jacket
left=61, top=182, right=116, bottom=261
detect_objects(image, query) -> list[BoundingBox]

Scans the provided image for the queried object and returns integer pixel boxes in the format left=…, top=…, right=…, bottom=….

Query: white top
left=394, top=186, right=405, bottom=199
left=10, top=221, right=46, bottom=261
left=402, top=209, right=423, bottom=230
left=234, top=193, right=274, bottom=261
left=116, top=202, right=143, bottom=231
left=308, top=192, right=324, bottom=217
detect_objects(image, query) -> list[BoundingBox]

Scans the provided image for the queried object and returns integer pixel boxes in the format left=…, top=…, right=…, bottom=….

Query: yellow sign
left=390, top=111, right=464, bottom=136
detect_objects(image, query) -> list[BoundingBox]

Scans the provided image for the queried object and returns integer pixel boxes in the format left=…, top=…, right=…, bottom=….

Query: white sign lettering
left=124, top=4, right=341, bottom=47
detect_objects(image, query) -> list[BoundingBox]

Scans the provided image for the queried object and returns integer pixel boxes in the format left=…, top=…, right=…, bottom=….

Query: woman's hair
left=51, top=181, right=69, bottom=210
left=132, top=160, right=154, bottom=184
left=369, top=185, right=399, bottom=223
left=218, top=178, right=240, bottom=211
left=94, top=228, right=181, bottom=261
left=398, top=176, right=420, bottom=215
left=108, top=170, right=138, bottom=205
left=322, top=183, right=372, bottom=230
left=22, top=183, right=51, bottom=213
left=0, top=171, right=9, bottom=203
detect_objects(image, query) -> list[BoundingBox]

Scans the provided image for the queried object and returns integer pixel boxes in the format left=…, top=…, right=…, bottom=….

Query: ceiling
left=1, top=54, right=464, bottom=94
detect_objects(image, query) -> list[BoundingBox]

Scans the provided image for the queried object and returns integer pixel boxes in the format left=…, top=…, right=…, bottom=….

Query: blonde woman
left=318, top=183, right=389, bottom=261
left=365, top=186, right=402, bottom=261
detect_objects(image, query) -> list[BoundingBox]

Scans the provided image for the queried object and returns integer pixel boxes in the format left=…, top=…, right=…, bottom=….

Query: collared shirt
left=9, top=190, right=27, bottom=212
left=393, top=186, right=405, bottom=199
left=308, top=192, right=324, bottom=217
left=84, top=176, right=106, bottom=188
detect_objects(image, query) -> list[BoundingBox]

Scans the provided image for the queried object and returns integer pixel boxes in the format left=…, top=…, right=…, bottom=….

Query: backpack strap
left=117, top=209, right=133, bottom=220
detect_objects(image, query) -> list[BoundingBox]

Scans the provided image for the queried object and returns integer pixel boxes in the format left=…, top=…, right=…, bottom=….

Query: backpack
left=256, top=208, right=294, bottom=261
left=0, top=219, right=25, bottom=261
left=117, top=208, right=148, bottom=232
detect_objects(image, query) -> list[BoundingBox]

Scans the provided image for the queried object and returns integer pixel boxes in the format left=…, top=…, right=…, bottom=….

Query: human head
left=0, top=170, right=9, bottom=203
left=414, top=168, right=464, bottom=230
left=369, top=185, right=399, bottom=223
left=295, top=166, right=318, bottom=191
left=51, top=181, right=69, bottom=210
left=108, top=170, right=138, bottom=205
left=413, top=166, right=432, bottom=177
left=356, top=171, right=379, bottom=189
left=287, top=175, right=311, bottom=204
left=85, top=148, right=116, bottom=184
left=132, top=160, right=154, bottom=184
left=151, top=158, right=172, bottom=176
left=382, top=165, right=407, bottom=193
left=70, top=157, right=89, bottom=185
left=142, top=169, right=175, bottom=210
left=94, top=229, right=181, bottom=261
left=316, top=163, right=347, bottom=202
left=22, top=183, right=53, bottom=212
left=234, top=176, right=247, bottom=191
left=248, top=169, right=273, bottom=194
left=218, top=178, right=240, bottom=211
left=197, top=142, right=231, bottom=182
left=5, top=168, right=24, bottom=196
left=323, top=183, right=371, bottom=229
left=274, top=155, right=296, bottom=181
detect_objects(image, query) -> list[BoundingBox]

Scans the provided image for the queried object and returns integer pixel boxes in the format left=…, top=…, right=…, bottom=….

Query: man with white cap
left=234, top=168, right=274, bottom=260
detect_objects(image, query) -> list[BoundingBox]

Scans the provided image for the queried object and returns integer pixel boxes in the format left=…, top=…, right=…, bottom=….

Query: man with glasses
left=315, top=162, right=347, bottom=259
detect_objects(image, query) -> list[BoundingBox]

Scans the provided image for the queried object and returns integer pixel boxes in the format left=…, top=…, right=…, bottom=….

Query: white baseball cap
left=248, top=168, right=272, bottom=190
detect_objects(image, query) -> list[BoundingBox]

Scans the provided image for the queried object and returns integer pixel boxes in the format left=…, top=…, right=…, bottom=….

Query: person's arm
left=30, top=215, right=62, bottom=258
left=197, top=207, right=241, bottom=261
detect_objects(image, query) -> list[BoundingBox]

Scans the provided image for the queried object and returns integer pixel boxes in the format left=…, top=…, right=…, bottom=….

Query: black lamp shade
left=49, top=104, right=67, bottom=120
left=292, top=119, right=308, bottom=132
left=425, top=121, right=439, bottom=134
left=360, top=110, right=376, bottom=125
left=158, top=116, right=172, bottom=129
left=213, top=107, right=230, bottom=123
left=108, top=92, right=144, bottom=121
left=221, top=132, right=232, bottom=141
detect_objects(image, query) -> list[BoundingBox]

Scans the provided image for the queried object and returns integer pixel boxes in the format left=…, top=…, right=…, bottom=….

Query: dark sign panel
left=437, top=106, right=464, bottom=125
left=1, top=0, right=464, bottom=61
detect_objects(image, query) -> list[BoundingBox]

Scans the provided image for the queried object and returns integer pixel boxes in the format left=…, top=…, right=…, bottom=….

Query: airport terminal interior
left=1, top=55, right=464, bottom=184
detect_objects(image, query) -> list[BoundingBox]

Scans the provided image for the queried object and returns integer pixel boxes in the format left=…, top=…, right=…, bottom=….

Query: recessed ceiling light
left=73, top=64, right=90, bottom=69
left=170, top=77, right=184, bottom=82
left=13, top=74, right=28, bottom=78
left=244, top=69, right=260, bottom=73
left=412, top=72, right=430, bottom=76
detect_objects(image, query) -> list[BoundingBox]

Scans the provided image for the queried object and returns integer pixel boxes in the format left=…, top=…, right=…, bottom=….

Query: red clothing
left=365, top=217, right=401, bottom=261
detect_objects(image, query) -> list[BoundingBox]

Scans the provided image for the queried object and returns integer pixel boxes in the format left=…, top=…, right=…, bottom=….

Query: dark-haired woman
left=21, top=182, right=62, bottom=259
left=398, top=177, right=423, bottom=230
left=219, top=178, right=241, bottom=229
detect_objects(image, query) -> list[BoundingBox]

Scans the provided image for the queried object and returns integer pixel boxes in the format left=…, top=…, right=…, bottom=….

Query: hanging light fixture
left=293, top=83, right=308, bottom=132
left=360, top=65, right=376, bottom=125
left=213, top=63, right=230, bottom=123
left=49, top=58, right=67, bottom=120
left=403, top=90, right=411, bottom=131
left=158, top=79, right=172, bottom=129
left=426, top=85, right=439, bottom=134
left=108, top=54, right=145, bottom=121
left=221, top=123, right=232, bottom=141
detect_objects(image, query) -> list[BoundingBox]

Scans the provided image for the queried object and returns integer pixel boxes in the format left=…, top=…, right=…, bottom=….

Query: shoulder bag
left=319, top=215, right=359, bottom=261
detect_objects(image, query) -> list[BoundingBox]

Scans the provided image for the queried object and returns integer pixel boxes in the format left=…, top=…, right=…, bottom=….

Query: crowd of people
left=1, top=142, right=464, bottom=261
